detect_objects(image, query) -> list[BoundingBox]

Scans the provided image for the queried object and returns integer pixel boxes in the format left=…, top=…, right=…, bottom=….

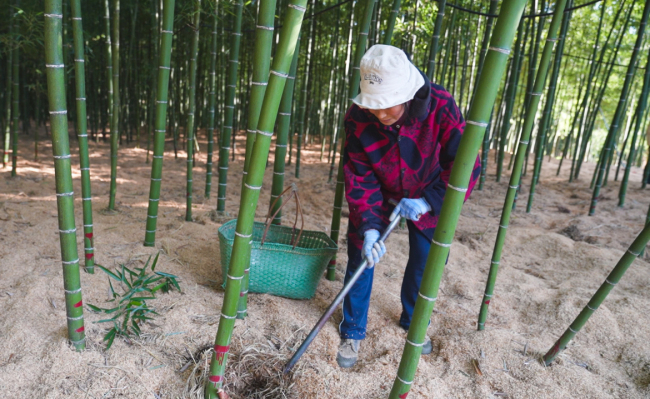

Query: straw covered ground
left=1, top=129, right=649, bottom=399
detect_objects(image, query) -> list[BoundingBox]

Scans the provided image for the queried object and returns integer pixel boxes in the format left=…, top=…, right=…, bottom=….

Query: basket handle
left=262, top=183, right=305, bottom=249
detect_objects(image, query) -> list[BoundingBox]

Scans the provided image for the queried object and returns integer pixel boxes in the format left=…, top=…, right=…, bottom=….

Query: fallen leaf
left=472, top=359, right=483, bottom=376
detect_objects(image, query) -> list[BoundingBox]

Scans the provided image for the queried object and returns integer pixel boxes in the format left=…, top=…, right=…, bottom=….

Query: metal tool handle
left=283, top=214, right=401, bottom=374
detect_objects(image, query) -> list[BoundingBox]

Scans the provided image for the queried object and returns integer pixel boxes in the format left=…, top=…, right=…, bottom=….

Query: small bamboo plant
left=88, top=254, right=181, bottom=349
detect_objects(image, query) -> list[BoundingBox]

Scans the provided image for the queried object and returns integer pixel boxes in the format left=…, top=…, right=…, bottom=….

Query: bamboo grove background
left=3, top=0, right=650, bottom=395
left=3, top=0, right=650, bottom=186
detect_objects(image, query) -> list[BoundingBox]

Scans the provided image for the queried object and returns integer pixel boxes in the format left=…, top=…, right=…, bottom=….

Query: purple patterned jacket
left=343, top=75, right=481, bottom=248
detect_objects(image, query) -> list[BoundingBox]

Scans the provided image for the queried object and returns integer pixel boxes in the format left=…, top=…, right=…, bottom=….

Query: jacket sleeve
left=343, top=112, right=384, bottom=236
left=422, top=93, right=481, bottom=216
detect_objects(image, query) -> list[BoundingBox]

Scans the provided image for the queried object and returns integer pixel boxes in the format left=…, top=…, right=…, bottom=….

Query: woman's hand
left=363, top=229, right=386, bottom=268
left=389, top=198, right=431, bottom=221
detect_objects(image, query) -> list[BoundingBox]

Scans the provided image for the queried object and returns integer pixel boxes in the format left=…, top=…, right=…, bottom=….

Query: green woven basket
left=218, top=219, right=338, bottom=299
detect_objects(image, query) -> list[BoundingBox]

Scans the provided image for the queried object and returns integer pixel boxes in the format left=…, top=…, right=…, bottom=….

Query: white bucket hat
left=352, top=44, right=425, bottom=110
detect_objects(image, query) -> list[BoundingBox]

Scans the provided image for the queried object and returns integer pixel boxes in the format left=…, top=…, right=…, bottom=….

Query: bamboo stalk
left=389, top=1, right=527, bottom=397
left=324, top=13, right=340, bottom=165
left=146, top=0, right=158, bottom=163
left=458, top=18, right=471, bottom=111
left=204, top=0, right=308, bottom=395
left=506, top=16, right=530, bottom=174
left=495, top=21, right=524, bottom=182
left=543, top=223, right=650, bottom=365
left=327, top=0, right=375, bottom=281
left=10, top=0, right=19, bottom=177
left=242, top=0, right=277, bottom=178
left=206, top=3, right=218, bottom=199
left=44, top=0, right=86, bottom=351
left=476, top=0, right=499, bottom=191
left=270, top=38, right=300, bottom=225
left=328, top=1, right=354, bottom=184
left=604, top=85, right=637, bottom=186
left=474, top=0, right=498, bottom=94
left=438, top=6, right=453, bottom=87
left=368, top=0, right=377, bottom=47
left=521, top=5, right=544, bottom=178
left=237, top=0, right=279, bottom=320
left=615, top=107, right=638, bottom=182
left=383, top=0, right=401, bottom=45
left=185, top=0, right=202, bottom=222
left=108, top=0, right=120, bottom=210
left=526, top=3, right=572, bottom=212
left=70, top=0, right=95, bottom=273
left=478, top=0, right=568, bottom=331
left=296, top=4, right=317, bottom=180
left=2, top=20, right=11, bottom=169
left=618, top=48, right=650, bottom=207
left=295, top=48, right=308, bottom=179
left=144, top=0, right=176, bottom=247
left=216, top=0, right=244, bottom=213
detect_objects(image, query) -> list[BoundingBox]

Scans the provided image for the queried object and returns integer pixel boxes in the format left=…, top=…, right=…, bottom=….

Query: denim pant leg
left=339, top=236, right=374, bottom=340
left=399, top=221, right=433, bottom=329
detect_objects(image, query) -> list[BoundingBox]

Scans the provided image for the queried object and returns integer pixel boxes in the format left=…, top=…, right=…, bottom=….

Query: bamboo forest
left=3, top=0, right=650, bottom=397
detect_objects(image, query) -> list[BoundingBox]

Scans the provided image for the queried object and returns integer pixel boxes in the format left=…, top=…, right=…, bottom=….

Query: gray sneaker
left=422, top=336, right=432, bottom=355
left=336, top=339, right=360, bottom=368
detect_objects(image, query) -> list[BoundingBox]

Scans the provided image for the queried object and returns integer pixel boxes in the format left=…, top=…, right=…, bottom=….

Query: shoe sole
left=336, top=355, right=357, bottom=368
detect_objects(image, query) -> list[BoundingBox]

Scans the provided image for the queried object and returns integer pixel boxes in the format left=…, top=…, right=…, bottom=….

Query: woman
left=337, top=44, right=481, bottom=368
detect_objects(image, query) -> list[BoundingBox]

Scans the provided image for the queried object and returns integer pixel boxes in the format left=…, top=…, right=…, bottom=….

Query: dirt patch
left=559, top=224, right=584, bottom=241
left=1, top=129, right=650, bottom=398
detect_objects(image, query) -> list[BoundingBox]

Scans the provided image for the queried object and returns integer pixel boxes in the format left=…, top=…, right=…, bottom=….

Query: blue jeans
left=339, top=221, right=433, bottom=340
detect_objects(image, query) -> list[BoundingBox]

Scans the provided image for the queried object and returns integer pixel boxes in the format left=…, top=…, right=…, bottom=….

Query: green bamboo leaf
left=122, top=264, right=137, bottom=278
left=104, top=327, right=117, bottom=342
left=131, top=319, right=141, bottom=335
left=121, top=277, right=132, bottom=291
left=88, top=304, right=118, bottom=313
left=96, top=316, right=120, bottom=323
left=150, top=253, right=159, bottom=271
left=103, top=307, right=122, bottom=315
left=171, top=279, right=181, bottom=292
left=86, top=304, right=103, bottom=312
left=97, top=265, right=121, bottom=282
left=154, top=271, right=178, bottom=278
left=122, top=311, right=130, bottom=330
left=143, top=275, right=164, bottom=285
left=120, top=265, right=133, bottom=290
left=105, top=334, right=116, bottom=349
left=114, top=268, right=124, bottom=280
left=129, top=305, right=153, bottom=313
left=108, top=279, right=118, bottom=299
